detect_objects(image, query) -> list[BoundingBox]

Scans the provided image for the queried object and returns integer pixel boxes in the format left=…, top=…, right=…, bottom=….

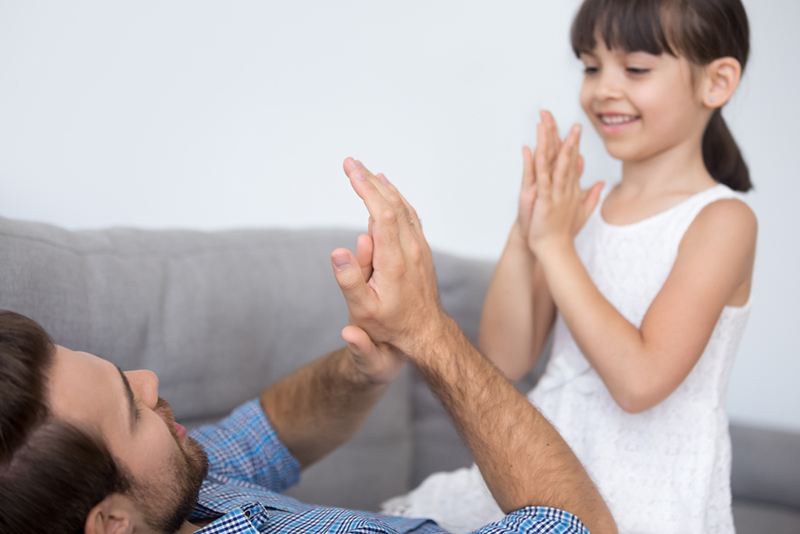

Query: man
left=0, top=159, right=616, bottom=534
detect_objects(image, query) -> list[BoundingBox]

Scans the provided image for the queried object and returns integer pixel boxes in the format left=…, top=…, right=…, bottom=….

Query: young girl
left=382, top=1, right=755, bottom=533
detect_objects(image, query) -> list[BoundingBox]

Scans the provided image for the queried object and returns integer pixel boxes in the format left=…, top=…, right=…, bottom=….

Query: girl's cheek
left=579, top=83, right=594, bottom=117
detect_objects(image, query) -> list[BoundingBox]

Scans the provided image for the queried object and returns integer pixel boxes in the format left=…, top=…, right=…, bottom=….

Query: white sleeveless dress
left=382, top=183, right=752, bottom=534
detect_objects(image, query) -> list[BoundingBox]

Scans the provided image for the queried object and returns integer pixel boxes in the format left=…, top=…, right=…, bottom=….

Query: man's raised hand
left=331, top=157, right=443, bottom=363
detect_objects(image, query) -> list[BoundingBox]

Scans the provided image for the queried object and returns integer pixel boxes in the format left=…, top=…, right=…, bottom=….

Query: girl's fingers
left=522, top=146, right=535, bottom=189
left=535, top=149, right=552, bottom=197
left=582, top=181, right=605, bottom=221
left=567, top=125, right=583, bottom=185
left=534, top=122, right=552, bottom=194
left=551, top=124, right=579, bottom=195
left=547, top=113, right=559, bottom=163
left=531, top=123, right=549, bottom=195
left=540, top=111, right=553, bottom=162
left=534, top=122, right=548, bottom=172
left=541, top=110, right=562, bottom=163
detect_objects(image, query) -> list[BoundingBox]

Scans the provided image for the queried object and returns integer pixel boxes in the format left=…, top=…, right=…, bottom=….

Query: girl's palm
left=526, top=115, right=603, bottom=256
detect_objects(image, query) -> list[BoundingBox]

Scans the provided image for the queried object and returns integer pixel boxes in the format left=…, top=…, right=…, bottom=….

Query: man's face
left=47, top=346, right=208, bottom=533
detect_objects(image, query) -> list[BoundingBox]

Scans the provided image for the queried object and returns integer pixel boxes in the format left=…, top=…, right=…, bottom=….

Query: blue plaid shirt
left=187, top=400, right=589, bottom=534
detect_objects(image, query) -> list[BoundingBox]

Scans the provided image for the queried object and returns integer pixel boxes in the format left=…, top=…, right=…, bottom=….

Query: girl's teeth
left=601, top=115, right=636, bottom=125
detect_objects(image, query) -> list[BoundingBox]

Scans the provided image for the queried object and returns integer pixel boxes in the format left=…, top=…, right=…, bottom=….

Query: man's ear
left=85, top=494, right=134, bottom=534
left=703, top=57, right=742, bottom=109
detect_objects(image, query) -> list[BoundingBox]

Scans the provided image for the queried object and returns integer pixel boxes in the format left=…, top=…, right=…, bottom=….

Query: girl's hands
left=525, top=112, right=604, bottom=258
left=517, top=111, right=563, bottom=242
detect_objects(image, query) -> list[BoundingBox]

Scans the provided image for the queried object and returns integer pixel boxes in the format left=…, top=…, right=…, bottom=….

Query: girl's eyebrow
left=116, top=365, right=138, bottom=432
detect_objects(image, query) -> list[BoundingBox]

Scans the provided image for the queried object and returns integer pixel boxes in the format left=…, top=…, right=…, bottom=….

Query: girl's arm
left=479, top=113, right=568, bottom=382
left=479, top=222, right=556, bottom=382
left=529, top=124, right=757, bottom=414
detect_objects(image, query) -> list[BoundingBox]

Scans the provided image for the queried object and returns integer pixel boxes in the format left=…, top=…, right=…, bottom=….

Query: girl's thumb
left=583, top=181, right=605, bottom=216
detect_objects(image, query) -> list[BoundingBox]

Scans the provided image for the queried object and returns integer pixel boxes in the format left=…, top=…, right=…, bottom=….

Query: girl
left=382, top=0, right=755, bottom=533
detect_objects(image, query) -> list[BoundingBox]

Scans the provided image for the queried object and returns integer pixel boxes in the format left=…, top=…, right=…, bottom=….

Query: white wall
left=0, top=1, right=797, bottom=432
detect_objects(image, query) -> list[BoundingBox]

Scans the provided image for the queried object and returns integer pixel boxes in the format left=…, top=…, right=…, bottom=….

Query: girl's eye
left=583, top=66, right=599, bottom=75
left=627, top=67, right=650, bottom=75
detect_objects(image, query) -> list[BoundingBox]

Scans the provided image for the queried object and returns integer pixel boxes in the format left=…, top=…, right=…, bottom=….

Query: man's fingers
left=343, top=158, right=392, bottom=220
left=331, top=248, right=374, bottom=315
left=343, top=158, right=403, bottom=268
left=344, top=158, right=432, bottom=276
left=341, top=325, right=377, bottom=359
left=355, top=233, right=374, bottom=282
left=367, top=170, right=427, bottom=246
left=345, top=158, right=400, bottom=208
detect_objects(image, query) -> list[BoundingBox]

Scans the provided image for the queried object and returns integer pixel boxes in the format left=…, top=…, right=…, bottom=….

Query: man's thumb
left=331, top=248, right=371, bottom=313
left=342, top=325, right=376, bottom=359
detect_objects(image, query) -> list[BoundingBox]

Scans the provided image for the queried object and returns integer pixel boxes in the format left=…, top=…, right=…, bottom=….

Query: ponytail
left=702, top=109, right=751, bottom=192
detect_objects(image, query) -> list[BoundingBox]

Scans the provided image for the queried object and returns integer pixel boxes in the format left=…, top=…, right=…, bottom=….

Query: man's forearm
left=413, top=315, right=617, bottom=534
left=332, top=157, right=616, bottom=533
left=260, top=347, right=389, bottom=469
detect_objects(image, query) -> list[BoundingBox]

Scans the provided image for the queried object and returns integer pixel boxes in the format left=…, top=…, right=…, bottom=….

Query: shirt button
left=244, top=510, right=251, bottom=519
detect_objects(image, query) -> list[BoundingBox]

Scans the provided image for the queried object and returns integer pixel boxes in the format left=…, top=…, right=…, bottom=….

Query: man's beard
left=133, top=397, right=209, bottom=534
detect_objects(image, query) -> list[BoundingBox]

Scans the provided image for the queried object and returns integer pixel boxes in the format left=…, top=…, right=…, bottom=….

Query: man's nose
left=124, top=369, right=159, bottom=409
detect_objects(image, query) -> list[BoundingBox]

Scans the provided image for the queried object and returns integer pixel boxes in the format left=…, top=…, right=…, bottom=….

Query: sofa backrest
left=0, top=217, right=492, bottom=511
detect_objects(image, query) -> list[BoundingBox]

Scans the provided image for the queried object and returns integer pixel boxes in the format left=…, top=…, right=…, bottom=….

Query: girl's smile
left=596, top=113, right=641, bottom=134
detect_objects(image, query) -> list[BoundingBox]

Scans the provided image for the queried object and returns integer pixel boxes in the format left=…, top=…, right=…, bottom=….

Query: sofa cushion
left=732, top=499, right=800, bottom=534
left=730, top=423, right=800, bottom=508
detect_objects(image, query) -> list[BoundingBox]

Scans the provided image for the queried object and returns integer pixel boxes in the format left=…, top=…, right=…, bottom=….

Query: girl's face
left=579, top=37, right=710, bottom=163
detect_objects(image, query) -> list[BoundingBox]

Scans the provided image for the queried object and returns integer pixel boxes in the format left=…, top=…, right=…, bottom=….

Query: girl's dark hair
left=0, top=310, right=132, bottom=534
left=571, top=0, right=752, bottom=192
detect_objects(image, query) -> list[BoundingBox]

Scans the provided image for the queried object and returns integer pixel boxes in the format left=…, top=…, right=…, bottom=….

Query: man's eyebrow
left=116, top=366, right=138, bottom=432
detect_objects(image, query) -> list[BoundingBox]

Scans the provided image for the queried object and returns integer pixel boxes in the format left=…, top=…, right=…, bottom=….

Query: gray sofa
left=0, top=217, right=798, bottom=532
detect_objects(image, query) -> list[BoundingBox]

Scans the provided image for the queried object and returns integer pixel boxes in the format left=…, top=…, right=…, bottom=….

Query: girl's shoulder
left=680, top=191, right=757, bottom=262
left=690, top=187, right=757, bottom=241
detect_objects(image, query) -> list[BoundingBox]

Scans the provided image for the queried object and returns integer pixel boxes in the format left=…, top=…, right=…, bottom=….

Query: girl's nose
left=124, top=369, right=159, bottom=409
left=595, top=70, right=623, bottom=101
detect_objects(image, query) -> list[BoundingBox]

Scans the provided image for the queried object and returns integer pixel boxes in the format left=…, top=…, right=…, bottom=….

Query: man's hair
left=0, top=310, right=132, bottom=534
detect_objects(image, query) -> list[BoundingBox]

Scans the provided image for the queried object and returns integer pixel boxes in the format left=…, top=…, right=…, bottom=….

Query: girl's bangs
left=571, top=0, right=677, bottom=57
